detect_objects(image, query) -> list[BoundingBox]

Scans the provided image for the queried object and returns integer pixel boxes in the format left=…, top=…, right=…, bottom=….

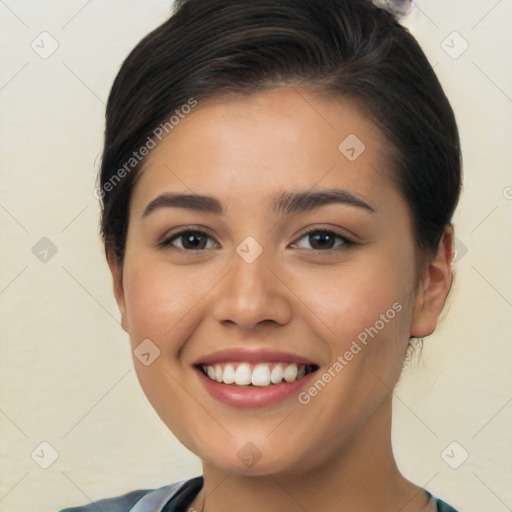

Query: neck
left=191, top=399, right=429, bottom=512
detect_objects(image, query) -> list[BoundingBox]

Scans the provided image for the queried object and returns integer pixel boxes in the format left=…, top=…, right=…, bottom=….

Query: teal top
left=59, top=476, right=460, bottom=512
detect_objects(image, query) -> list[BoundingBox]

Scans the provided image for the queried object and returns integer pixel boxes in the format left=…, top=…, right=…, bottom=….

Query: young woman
left=61, top=0, right=462, bottom=510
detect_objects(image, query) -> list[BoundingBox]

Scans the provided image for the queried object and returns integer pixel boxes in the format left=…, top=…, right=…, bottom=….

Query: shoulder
left=423, top=490, right=461, bottom=512
left=57, top=478, right=200, bottom=512
left=57, top=488, right=153, bottom=512
left=435, top=497, right=461, bottom=512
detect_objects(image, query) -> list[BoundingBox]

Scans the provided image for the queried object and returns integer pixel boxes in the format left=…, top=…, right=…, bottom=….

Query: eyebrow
left=141, top=187, right=376, bottom=218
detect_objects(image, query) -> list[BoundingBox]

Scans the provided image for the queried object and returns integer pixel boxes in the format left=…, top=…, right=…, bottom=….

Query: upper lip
left=193, top=348, right=319, bottom=367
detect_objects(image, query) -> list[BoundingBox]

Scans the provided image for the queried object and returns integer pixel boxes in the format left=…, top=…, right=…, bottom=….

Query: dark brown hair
left=98, top=0, right=462, bottom=271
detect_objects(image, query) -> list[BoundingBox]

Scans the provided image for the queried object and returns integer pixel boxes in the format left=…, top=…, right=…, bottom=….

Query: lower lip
left=195, top=367, right=317, bottom=408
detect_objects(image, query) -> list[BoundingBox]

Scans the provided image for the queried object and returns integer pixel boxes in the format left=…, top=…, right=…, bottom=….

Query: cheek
left=290, top=247, right=415, bottom=387
left=120, top=259, right=209, bottom=441
left=123, top=258, right=202, bottom=346
left=301, top=257, right=409, bottom=339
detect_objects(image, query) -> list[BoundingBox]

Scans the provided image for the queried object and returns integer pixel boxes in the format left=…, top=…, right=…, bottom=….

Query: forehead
left=131, top=87, right=398, bottom=217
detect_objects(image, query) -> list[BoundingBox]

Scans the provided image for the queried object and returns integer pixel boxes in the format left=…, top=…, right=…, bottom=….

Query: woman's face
left=110, top=87, right=450, bottom=476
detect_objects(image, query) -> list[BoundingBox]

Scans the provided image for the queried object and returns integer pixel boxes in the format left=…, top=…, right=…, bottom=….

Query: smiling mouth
left=197, top=361, right=318, bottom=387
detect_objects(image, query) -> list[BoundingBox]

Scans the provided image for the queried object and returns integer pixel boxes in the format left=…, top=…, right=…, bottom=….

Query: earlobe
left=409, top=226, right=454, bottom=339
left=107, top=252, right=128, bottom=331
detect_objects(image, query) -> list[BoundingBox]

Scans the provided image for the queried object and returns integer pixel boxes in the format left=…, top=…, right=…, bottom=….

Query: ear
left=107, top=251, right=128, bottom=332
left=409, top=225, right=454, bottom=338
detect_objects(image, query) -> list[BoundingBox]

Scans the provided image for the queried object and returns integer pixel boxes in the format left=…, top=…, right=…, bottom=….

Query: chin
left=190, top=432, right=320, bottom=478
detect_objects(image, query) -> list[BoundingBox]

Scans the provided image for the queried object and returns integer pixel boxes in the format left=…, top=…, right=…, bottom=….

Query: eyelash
left=157, top=227, right=356, bottom=253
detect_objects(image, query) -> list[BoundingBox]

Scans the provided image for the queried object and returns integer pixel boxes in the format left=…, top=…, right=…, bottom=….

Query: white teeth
left=234, top=362, right=252, bottom=386
left=214, top=364, right=223, bottom=383
left=222, top=363, right=235, bottom=384
left=251, top=363, right=271, bottom=386
left=283, top=362, right=298, bottom=382
left=201, top=361, right=312, bottom=386
left=270, top=363, right=284, bottom=384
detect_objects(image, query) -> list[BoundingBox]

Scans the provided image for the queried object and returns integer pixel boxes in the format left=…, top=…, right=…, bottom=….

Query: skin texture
left=108, top=87, right=453, bottom=512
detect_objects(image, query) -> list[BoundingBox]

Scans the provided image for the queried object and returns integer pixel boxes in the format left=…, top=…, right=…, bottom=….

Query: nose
left=212, top=247, right=292, bottom=332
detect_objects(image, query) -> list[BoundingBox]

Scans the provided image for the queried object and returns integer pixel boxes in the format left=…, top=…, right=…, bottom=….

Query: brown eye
left=159, top=230, right=219, bottom=251
left=291, top=229, right=355, bottom=251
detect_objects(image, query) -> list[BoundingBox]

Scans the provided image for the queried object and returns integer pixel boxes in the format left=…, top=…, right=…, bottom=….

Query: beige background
left=1, top=1, right=511, bottom=511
